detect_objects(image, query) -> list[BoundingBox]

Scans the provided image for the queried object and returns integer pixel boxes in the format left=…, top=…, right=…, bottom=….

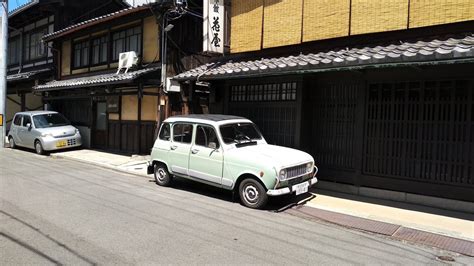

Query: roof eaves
left=42, top=4, right=151, bottom=42
left=8, top=0, right=40, bottom=18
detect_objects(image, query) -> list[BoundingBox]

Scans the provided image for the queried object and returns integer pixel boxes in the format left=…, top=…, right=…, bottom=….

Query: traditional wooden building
left=6, top=0, right=128, bottom=129
left=175, top=0, right=474, bottom=203
left=35, top=1, right=203, bottom=154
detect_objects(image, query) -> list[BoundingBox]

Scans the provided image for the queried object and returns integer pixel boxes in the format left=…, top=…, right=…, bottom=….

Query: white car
left=148, top=114, right=318, bottom=209
left=8, top=111, right=82, bottom=155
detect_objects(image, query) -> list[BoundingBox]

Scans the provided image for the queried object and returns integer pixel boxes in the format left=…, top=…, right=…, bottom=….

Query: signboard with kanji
left=203, top=0, right=224, bottom=54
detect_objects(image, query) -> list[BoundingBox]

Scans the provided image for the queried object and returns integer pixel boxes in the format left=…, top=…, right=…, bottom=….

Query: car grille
left=55, top=133, right=75, bottom=138
left=67, top=139, right=77, bottom=146
left=286, top=164, right=309, bottom=179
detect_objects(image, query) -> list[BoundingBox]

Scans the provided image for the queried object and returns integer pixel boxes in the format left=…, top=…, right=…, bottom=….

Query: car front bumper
left=41, top=135, right=82, bottom=151
left=267, top=177, right=318, bottom=196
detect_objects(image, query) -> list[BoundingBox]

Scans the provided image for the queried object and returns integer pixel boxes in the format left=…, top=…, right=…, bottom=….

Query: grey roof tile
left=35, top=67, right=160, bottom=91
left=174, top=33, right=474, bottom=81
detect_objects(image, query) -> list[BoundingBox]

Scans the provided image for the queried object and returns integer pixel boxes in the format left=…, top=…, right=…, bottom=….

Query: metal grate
left=67, top=139, right=76, bottom=146
left=286, top=164, right=308, bottom=179
left=310, top=81, right=358, bottom=170
left=364, top=80, right=474, bottom=186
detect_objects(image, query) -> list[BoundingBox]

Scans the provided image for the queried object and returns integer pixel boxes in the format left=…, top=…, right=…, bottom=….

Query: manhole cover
left=437, top=256, right=455, bottom=262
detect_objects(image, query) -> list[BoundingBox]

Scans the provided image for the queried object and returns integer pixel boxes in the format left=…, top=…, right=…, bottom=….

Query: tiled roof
left=42, top=4, right=151, bottom=41
left=9, top=0, right=39, bottom=17
left=175, top=33, right=474, bottom=81
left=35, top=67, right=160, bottom=91
left=7, top=68, right=52, bottom=82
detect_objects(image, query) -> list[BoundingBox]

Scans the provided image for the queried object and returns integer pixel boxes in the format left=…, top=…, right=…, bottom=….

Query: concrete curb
left=315, top=181, right=474, bottom=213
left=50, top=154, right=152, bottom=180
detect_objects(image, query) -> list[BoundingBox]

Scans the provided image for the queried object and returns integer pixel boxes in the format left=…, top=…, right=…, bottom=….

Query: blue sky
left=8, top=0, right=30, bottom=12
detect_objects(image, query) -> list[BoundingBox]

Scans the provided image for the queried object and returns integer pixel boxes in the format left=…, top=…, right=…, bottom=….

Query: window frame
left=195, top=124, right=220, bottom=149
left=8, top=36, right=21, bottom=66
left=172, top=123, right=194, bottom=144
left=158, top=122, right=171, bottom=141
left=72, top=39, right=91, bottom=69
left=23, top=27, right=49, bottom=62
left=90, top=35, right=109, bottom=66
left=111, top=24, right=142, bottom=62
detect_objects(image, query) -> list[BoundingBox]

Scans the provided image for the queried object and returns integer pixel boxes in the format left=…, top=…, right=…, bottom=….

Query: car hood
left=226, top=143, right=313, bottom=168
left=37, top=125, right=77, bottom=137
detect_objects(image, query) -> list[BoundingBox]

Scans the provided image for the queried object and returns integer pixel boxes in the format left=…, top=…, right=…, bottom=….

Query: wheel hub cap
left=244, top=185, right=259, bottom=203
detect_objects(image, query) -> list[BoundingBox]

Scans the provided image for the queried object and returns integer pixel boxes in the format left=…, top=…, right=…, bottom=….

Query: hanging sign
left=203, top=0, right=224, bottom=54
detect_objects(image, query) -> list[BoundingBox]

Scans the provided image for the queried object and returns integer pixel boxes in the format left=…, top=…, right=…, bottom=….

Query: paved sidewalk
left=50, top=149, right=473, bottom=256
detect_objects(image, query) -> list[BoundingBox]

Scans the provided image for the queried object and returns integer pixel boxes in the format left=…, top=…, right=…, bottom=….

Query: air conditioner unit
left=117, top=51, right=138, bottom=74
left=166, top=77, right=181, bottom=92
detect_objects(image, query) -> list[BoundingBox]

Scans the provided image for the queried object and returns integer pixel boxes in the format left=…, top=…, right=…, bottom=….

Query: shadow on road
left=154, top=177, right=313, bottom=212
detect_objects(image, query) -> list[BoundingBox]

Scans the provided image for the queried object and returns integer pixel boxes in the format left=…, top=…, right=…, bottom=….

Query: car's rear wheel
left=154, top=163, right=172, bottom=187
left=35, top=140, right=45, bottom=155
left=9, top=137, right=16, bottom=149
left=239, top=178, right=268, bottom=209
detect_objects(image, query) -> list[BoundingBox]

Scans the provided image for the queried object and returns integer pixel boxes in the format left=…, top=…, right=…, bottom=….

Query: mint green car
left=148, top=114, right=318, bottom=209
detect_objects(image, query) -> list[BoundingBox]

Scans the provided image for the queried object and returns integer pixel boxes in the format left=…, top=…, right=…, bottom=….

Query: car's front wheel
left=239, top=178, right=268, bottom=209
left=154, top=163, right=172, bottom=187
left=9, top=137, right=16, bottom=149
left=35, top=140, right=45, bottom=155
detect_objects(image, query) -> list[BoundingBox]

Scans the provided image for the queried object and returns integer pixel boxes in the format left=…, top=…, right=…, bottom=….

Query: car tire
left=154, top=163, right=172, bottom=187
left=35, top=140, right=45, bottom=155
left=239, top=178, right=268, bottom=209
left=9, top=137, right=16, bottom=149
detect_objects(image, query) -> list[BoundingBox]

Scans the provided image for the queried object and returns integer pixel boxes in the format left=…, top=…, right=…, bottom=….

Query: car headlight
left=75, top=128, right=80, bottom=134
left=306, top=162, right=313, bottom=173
left=279, top=169, right=287, bottom=181
left=41, top=133, right=53, bottom=138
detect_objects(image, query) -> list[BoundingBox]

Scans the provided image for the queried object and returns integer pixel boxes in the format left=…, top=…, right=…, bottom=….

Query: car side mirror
left=26, top=123, right=32, bottom=130
left=208, top=142, right=217, bottom=150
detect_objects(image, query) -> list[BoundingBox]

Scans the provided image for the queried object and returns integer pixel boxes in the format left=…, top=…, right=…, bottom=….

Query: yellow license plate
left=56, top=140, right=67, bottom=148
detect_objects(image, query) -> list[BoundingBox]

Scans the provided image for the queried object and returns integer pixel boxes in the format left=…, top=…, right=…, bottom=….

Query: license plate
left=292, top=182, right=309, bottom=195
left=56, top=140, right=67, bottom=148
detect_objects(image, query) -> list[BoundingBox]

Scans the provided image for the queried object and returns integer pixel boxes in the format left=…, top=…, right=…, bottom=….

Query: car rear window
left=13, top=115, right=22, bottom=126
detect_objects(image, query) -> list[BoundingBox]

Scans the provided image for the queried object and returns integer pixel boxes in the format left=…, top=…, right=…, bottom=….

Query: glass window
left=173, top=123, right=193, bottom=144
left=22, top=115, right=31, bottom=127
left=159, top=123, right=170, bottom=141
left=23, top=29, right=48, bottom=61
left=112, top=26, right=141, bottom=61
left=13, top=115, right=22, bottom=126
left=219, top=123, right=262, bottom=144
left=33, top=113, right=71, bottom=128
left=91, top=36, right=108, bottom=65
left=195, top=125, right=220, bottom=149
left=8, top=37, right=20, bottom=65
left=73, top=40, right=89, bottom=68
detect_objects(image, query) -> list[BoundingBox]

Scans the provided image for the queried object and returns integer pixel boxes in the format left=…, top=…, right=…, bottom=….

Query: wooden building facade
left=175, top=1, right=474, bottom=202
left=35, top=1, right=203, bottom=154
left=6, top=0, right=127, bottom=130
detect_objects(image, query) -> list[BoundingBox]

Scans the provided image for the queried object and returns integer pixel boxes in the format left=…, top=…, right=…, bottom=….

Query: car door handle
left=170, top=145, right=178, bottom=150
left=191, top=149, right=199, bottom=154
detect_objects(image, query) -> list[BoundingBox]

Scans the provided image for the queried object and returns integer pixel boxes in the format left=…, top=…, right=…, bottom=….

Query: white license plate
left=292, top=182, right=309, bottom=195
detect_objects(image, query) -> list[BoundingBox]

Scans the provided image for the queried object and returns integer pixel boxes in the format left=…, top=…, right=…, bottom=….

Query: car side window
left=159, top=123, right=170, bottom=141
left=195, top=125, right=220, bottom=149
left=13, top=115, right=22, bottom=126
left=22, top=115, right=31, bottom=127
left=173, top=123, right=193, bottom=144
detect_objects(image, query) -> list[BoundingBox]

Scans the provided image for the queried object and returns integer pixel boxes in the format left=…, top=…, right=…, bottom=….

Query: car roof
left=15, top=111, right=58, bottom=116
left=165, top=114, right=251, bottom=125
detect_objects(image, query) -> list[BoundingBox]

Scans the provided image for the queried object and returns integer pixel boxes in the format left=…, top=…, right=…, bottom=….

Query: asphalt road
left=1, top=148, right=471, bottom=265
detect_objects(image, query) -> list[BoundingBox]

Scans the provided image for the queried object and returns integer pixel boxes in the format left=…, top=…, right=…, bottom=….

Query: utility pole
left=0, top=0, right=8, bottom=148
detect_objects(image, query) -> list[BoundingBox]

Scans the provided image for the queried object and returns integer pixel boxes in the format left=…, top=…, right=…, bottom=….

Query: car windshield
left=33, top=113, right=71, bottom=128
left=219, top=122, right=262, bottom=144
